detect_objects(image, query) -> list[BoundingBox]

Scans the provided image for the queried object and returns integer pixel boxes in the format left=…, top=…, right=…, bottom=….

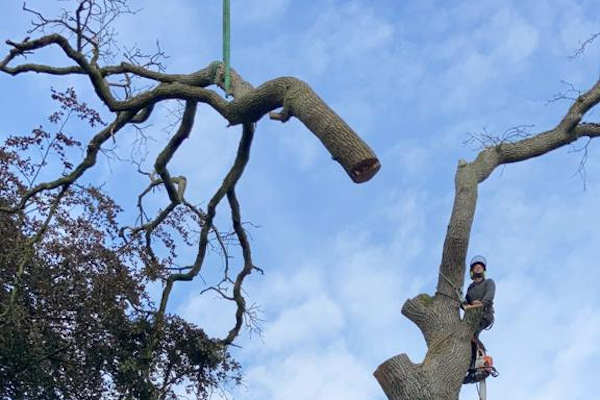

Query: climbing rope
left=222, top=0, right=231, bottom=94
left=439, top=271, right=465, bottom=304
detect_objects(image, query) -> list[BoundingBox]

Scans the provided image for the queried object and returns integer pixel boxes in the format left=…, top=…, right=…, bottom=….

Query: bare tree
left=373, top=75, right=600, bottom=400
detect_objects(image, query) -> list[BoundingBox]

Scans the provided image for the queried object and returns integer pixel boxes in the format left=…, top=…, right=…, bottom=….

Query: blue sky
left=2, top=1, right=600, bottom=400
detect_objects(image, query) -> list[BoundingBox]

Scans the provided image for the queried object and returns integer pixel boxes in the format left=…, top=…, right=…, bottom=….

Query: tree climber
left=464, top=255, right=495, bottom=343
left=463, top=255, right=497, bottom=385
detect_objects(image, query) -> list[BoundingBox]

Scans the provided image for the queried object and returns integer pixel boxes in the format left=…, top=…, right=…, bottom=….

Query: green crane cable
left=223, top=0, right=231, bottom=94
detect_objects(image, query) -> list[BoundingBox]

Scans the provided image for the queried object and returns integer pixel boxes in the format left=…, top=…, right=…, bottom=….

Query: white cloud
left=332, top=234, right=405, bottom=329
left=273, top=119, right=322, bottom=171
left=405, top=4, right=541, bottom=115
left=168, top=106, right=242, bottom=194
left=241, top=342, right=380, bottom=400
left=179, top=290, right=238, bottom=338
left=490, top=10, right=539, bottom=64
left=385, top=143, right=433, bottom=180
left=261, top=294, right=345, bottom=351
left=300, top=1, right=394, bottom=76
left=236, top=0, right=291, bottom=24
left=248, top=260, right=329, bottom=305
left=111, top=0, right=221, bottom=71
left=238, top=1, right=395, bottom=80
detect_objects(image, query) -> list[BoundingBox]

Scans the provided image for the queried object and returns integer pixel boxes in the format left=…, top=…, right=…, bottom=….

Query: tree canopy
left=0, top=92, right=241, bottom=400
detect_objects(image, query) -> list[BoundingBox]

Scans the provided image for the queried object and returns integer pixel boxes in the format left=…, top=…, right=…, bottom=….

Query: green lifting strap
left=223, top=0, right=231, bottom=94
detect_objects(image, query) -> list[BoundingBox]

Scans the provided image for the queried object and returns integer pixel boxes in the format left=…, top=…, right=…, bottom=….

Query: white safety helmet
left=470, top=255, right=487, bottom=270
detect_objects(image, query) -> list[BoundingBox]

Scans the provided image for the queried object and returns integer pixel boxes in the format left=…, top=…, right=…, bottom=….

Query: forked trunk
left=374, top=294, right=482, bottom=400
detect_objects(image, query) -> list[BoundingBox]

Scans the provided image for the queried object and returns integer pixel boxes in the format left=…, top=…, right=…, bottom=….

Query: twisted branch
left=2, top=32, right=380, bottom=183
left=143, top=122, right=255, bottom=369
left=222, top=185, right=256, bottom=345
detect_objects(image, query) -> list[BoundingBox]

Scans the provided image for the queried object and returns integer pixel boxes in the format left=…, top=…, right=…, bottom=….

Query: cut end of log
left=350, top=158, right=381, bottom=183
left=268, top=109, right=290, bottom=122
left=373, top=353, right=420, bottom=400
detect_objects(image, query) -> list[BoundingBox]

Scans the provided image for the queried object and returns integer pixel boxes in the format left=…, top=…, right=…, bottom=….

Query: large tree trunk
left=373, top=163, right=481, bottom=400
left=374, top=294, right=482, bottom=400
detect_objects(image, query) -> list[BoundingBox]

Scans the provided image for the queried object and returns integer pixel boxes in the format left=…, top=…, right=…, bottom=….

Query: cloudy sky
left=2, top=1, right=600, bottom=400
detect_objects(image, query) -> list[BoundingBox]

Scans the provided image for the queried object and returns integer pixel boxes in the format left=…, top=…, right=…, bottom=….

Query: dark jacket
left=466, top=278, right=495, bottom=316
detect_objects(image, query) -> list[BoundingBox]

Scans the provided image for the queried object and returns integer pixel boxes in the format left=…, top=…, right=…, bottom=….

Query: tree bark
left=375, top=293, right=480, bottom=400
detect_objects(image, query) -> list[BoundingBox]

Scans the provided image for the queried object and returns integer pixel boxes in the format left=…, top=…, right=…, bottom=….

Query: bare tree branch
left=143, top=122, right=255, bottom=372
left=464, top=125, right=533, bottom=150
left=571, top=31, right=600, bottom=59
left=221, top=187, right=256, bottom=345
left=1, top=32, right=379, bottom=182
left=0, top=109, right=141, bottom=213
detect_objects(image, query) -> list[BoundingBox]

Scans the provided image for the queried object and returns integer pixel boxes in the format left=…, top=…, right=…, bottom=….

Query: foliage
left=0, top=92, right=240, bottom=400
